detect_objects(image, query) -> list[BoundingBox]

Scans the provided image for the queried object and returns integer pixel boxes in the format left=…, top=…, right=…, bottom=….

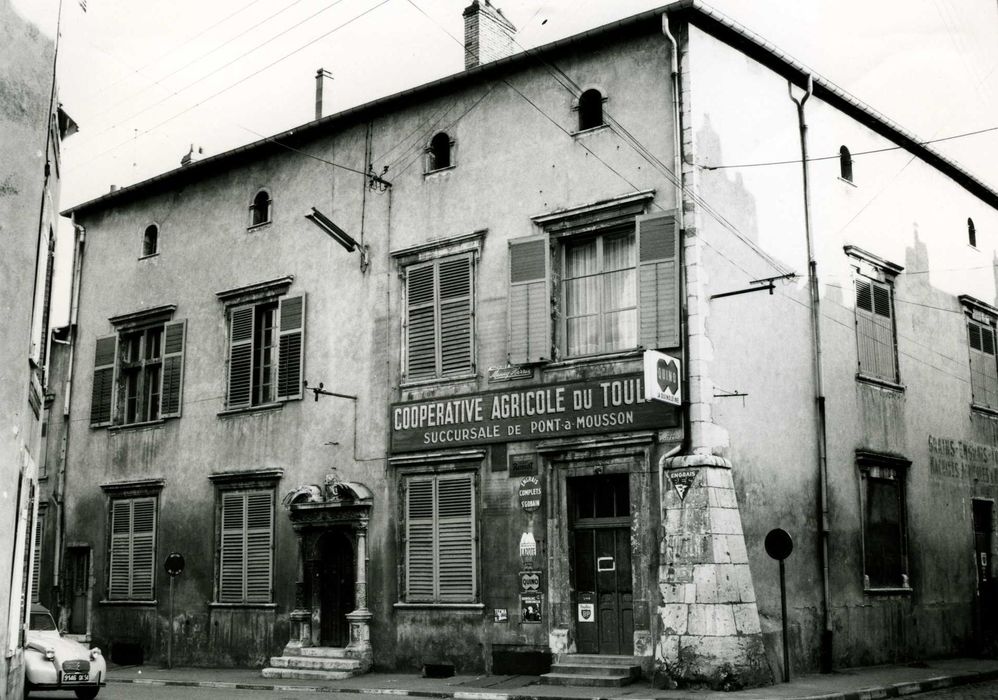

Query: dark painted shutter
left=276, top=295, right=305, bottom=401
left=637, top=212, right=680, bottom=349
left=227, top=305, right=254, bottom=409
left=405, top=477, right=435, bottom=601
left=406, top=264, right=437, bottom=381
left=245, top=491, right=273, bottom=603
left=160, top=320, right=186, bottom=418
left=439, top=256, right=473, bottom=376
left=437, top=474, right=475, bottom=602
left=90, top=335, right=117, bottom=426
left=131, top=497, right=156, bottom=600
left=508, top=235, right=550, bottom=364
left=219, top=492, right=245, bottom=603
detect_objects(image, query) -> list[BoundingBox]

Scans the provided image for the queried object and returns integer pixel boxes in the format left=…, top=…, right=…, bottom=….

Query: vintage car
left=24, top=604, right=106, bottom=699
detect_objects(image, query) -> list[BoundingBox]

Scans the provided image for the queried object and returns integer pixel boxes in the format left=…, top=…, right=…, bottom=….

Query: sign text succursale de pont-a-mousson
left=390, top=374, right=678, bottom=452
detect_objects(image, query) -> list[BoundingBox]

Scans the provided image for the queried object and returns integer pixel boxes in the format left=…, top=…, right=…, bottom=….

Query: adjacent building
left=57, top=0, right=998, bottom=687
left=1, top=0, right=76, bottom=696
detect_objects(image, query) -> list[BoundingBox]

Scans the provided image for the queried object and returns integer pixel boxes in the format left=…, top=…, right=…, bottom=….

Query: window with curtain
left=858, top=453, right=910, bottom=591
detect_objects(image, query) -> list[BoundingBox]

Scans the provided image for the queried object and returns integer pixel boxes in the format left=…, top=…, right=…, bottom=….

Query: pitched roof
left=63, top=1, right=998, bottom=217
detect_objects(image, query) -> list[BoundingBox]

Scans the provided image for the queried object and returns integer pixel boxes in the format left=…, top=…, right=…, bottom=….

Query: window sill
left=837, top=176, right=857, bottom=188
left=393, top=602, right=484, bottom=612
left=855, top=373, right=905, bottom=393
left=401, top=373, right=478, bottom=390
left=108, top=419, right=167, bottom=433
left=971, top=404, right=998, bottom=419
left=99, top=599, right=157, bottom=607
left=247, top=221, right=272, bottom=232
left=209, top=602, right=277, bottom=610
left=863, top=586, right=912, bottom=596
left=572, top=124, right=609, bottom=137
left=424, top=165, right=456, bottom=177
left=217, top=402, right=284, bottom=418
left=138, top=252, right=159, bottom=261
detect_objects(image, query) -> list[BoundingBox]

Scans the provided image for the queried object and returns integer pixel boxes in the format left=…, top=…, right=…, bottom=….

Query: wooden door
left=65, top=547, right=90, bottom=635
left=319, top=531, right=354, bottom=647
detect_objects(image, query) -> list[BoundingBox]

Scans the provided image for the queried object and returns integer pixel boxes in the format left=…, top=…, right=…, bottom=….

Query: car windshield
left=29, top=612, right=57, bottom=631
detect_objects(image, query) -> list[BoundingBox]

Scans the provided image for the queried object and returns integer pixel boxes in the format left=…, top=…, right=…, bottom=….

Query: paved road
left=29, top=686, right=322, bottom=699
left=917, top=681, right=998, bottom=699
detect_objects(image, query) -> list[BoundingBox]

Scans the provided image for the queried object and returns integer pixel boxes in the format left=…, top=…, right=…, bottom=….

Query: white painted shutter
left=437, top=474, right=475, bottom=602
left=438, top=256, right=473, bottom=376
left=969, top=321, right=998, bottom=409
left=227, top=305, right=254, bottom=409
left=219, top=492, right=246, bottom=602
left=856, top=278, right=897, bottom=381
left=108, top=500, right=131, bottom=600
left=276, top=295, right=306, bottom=401
left=90, top=335, right=117, bottom=426
left=406, top=264, right=437, bottom=381
left=160, top=320, right=186, bottom=418
left=637, top=212, right=680, bottom=349
left=508, top=235, right=550, bottom=364
left=244, top=491, right=273, bottom=603
left=31, top=514, right=43, bottom=603
left=405, top=478, right=435, bottom=601
left=131, top=498, right=156, bottom=600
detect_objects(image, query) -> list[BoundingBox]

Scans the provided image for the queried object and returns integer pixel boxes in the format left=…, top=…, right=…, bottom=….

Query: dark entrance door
left=65, top=546, right=90, bottom=635
left=569, top=475, right=633, bottom=655
left=319, top=530, right=355, bottom=647
left=973, top=500, right=996, bottom=637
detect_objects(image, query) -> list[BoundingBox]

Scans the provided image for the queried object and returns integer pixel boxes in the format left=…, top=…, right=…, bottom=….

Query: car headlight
left=90, top=648, right=102, bottom=660
left=44, top=649, right=55, bottom=661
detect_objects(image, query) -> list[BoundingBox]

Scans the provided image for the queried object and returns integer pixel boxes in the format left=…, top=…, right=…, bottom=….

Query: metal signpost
left=164, top=552, right=185, bottom=670
left=764, top=529, right=793, bottom=682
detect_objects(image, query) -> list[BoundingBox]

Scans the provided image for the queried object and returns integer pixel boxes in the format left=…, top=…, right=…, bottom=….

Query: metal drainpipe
left=788, top=75, right=833, bottom=673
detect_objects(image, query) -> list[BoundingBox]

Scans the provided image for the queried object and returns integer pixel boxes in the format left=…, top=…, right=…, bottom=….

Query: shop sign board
left=643, top=350, right=681, bottom=406
left=518, top=476, right=542, bottom=512
left=519, top=570, right=543, bottom=592
left=578, top=603, right=595, bottom=622
left=390, top=374, right=679, bottom=453
left=488, top=366, right=534, bottom=383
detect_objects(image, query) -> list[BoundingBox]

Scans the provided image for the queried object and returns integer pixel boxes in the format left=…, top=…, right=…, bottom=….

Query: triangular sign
left=669, top=469, right=697, bottom=501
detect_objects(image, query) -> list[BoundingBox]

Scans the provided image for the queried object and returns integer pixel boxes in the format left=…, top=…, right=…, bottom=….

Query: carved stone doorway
left=318, top=529, right=354, bottom=647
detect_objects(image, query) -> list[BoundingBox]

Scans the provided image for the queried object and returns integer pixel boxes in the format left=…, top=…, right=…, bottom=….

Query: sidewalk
left=106, top=657, right=998, bottom=699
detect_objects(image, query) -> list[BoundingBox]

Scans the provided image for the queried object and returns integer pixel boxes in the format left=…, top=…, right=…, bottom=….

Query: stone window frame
left=960, top=295, right=998, bottom=416
left=99, top=478, right=165, bottom=606
left=856, top=451, right=912, bottom=595
left=845, top=245, right=904, bottom=391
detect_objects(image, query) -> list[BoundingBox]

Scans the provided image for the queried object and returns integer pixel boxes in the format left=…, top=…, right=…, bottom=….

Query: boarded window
left=862, top=464, right=907, bottom=589
left=226, top=295, right=305, bottom=408
left=969, top=318, right=998, bottom=409
left=404, top=473, right=476, bottom=603
left=218, top=490, right=274, bottom=603
left=404, top=257, right=473, bottom=382
left=108, top=497, right=157, bottom=601
left=855, top=277, right=898, bottom=382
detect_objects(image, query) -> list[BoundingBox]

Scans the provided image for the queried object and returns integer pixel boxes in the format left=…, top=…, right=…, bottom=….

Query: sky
left=12, top=0, right=998, bottom=322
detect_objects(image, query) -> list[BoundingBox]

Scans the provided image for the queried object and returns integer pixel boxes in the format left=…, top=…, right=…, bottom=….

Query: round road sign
left=764, top=528, right=793, bottom=561
left=164, top=552, right=185, bottom=577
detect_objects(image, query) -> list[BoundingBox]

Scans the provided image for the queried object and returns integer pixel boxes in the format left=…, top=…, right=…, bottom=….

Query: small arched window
left=578, top=89, right=604, bottom=131
left=142, top=224, right=158, bottom=256
left=428, top=132, right=452, bottom=171
left=250, top=189, right=272, bottom=227
left=839, top=146, right=853, bottom=182
left=969, top=218, right=977, bottom=247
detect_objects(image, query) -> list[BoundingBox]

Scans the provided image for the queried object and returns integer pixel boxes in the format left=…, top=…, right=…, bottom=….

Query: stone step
left=297, top=647, right=354, bottom=659
left=556, top=654, right=643, bottom=666
left=261, top=667, right=356, bottom=681
left=550, top=663, right=639, bottom=677
left=268, top=656, right=362, bottom=672
left=539, top=672, right=635, bottom=687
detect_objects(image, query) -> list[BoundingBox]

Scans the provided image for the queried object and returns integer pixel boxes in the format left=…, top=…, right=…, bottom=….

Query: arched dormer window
left=428, top=132, right=452, bottom=171
left=578, top=89, right=604, bottom=131
left=142, top=224, right=158, bottom=256
left=839, top=146, right=853, bottom=182
left=250, top=189, right=272, bottom=227
left=969, top=218, right=977, bottom=247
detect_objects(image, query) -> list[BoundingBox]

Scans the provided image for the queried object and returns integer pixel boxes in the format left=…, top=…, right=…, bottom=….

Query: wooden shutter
left=636, top=212, right=680, bottom=349
left=109, top=500, right=131, bottom=599
left=406, top=264, right=437, bottom=381
left=219, top=492, right=245, bottom=602
left=405, top=477, right=435, bottom=601
left=437, top=474, right=475, bottom=601
left=508, top=236, right=550, bottom=364
left=439, top=256, right=473, bottom=376
left=131, top=498, right=156, bottom=600
left=31, top=514, right=43, bottom=603
left=244, top=491, right=273, bottom=603
left=969, top=321, right=998, bottom=408
left=90, top=335, right=117, bottom=426
left=855, top=278, right=897, bottom=381
left=276, top=295, right=305, bottom=401
left=227, top=305, right=254, bottom=409
left=160, top=320, right=186, bottom=418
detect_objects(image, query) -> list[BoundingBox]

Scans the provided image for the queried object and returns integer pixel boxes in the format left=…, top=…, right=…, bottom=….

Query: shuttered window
left=969, top=319, right=998, bottom=409
left=508, top=211, right=680, bottom=363
left=226, top=295, right=305, bottom=408
left=89, top=320, right=186, bottom=427
left=404, top=257, right=474, bottom=382
left=108, top=497, right=157, bottom=601
left=218, top=490, right=274, bottom=603
left=30, top=513, right=43, bottom=603
left=855, top=277, right=898, bottom=382
left=404, top=473, right=476, bottom=603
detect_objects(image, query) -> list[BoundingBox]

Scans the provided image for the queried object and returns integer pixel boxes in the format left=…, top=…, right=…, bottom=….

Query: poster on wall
left=578, top=603, right=595, bottom=623
left=493, top=608, right=508, bottom=623
left=520, top=593, right=542, bottom=623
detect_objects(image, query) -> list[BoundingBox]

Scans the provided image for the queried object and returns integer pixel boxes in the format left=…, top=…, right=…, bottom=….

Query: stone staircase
left=540, top=654, right=642, bottom=687
left=262, top=647, right=366, bottom=680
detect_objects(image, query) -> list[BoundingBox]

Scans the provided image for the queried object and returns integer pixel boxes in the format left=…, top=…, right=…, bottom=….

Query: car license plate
left=63, top=672, right=89, bottom=682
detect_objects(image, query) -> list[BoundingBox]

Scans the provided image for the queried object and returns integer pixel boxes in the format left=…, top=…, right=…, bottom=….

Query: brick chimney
left=463, top=0, right=516, bottom=70
left=315, top=68, right=333, bottom=120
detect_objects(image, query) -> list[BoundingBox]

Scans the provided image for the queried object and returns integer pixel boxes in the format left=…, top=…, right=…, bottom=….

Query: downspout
left=788, top=76, right=833, bottom=673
